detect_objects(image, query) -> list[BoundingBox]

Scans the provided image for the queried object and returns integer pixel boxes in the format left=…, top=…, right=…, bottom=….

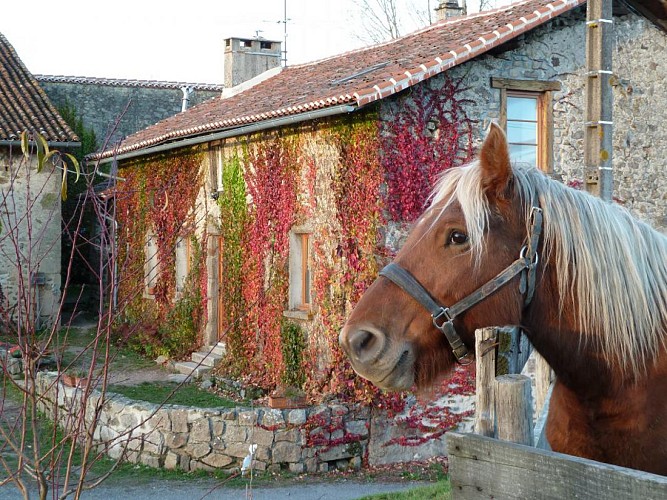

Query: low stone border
left=35, top=372, right=474, bottom=472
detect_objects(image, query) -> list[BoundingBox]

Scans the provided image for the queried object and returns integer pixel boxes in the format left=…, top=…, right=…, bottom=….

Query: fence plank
left=447, top=432, right=667, bottom=500
left=474, top=328, right=497, bottom=437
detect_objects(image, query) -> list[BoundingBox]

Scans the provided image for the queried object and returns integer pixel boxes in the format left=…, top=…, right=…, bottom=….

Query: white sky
left=1, top=0, right=492, bottom=84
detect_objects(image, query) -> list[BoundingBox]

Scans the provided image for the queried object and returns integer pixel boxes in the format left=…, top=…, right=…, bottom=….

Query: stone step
left=212, top=343, right=226, bottom=356
left=173, top=361, right=211, bottom=379
left=191, top=350, right=223, bottom=367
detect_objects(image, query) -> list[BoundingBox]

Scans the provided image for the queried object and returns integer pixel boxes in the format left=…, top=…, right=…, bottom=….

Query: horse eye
left=448, top=230, right=468, bottom=245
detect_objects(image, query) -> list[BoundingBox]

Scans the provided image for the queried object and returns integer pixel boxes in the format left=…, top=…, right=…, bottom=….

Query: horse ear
left=479, top=122, right=513, bottom=202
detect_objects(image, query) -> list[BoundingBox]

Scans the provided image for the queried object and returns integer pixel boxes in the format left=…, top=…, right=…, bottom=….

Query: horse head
left=339, top=124, right=536, bottom=391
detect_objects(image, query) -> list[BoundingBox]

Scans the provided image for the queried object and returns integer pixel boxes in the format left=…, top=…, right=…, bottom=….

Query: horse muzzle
left=339, top=325, right=415, bottom=390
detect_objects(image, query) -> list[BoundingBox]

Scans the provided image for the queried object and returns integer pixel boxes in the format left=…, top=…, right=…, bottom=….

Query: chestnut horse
left=339, top=124, right=667, bottom=475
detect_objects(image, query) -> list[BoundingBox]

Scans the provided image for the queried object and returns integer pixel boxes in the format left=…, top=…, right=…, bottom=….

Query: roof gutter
left=94, top=104, right=358, bottom=165
left=0, top=140, right=81, bottom=148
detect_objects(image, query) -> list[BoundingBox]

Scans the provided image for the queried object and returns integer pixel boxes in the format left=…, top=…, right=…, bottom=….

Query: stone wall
left=37, top=77, right=221, bottom=149
left=36, top=372, right=474, bottom=472
left=0, top=150, right=61, bottom=325
left=381, top=6, right=667, bottom=232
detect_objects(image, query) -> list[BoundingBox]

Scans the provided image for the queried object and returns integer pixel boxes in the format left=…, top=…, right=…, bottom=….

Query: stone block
left=164, top=452, right=179, bottom=469
left=165, top=432, right=187, bottom=449
left=316, top=443, right=354, bottom=462
left=143, top=434, right=165, bottom=455
left=170, top=409, right=189, bottom=433
left=345, top=420, right=369, bottom=437
left=331, top=404, right=348, bottom=417
left=261, top=409, right=285, bottom=428
left=225, top=442, right=252, bottom=458
left=221, top=409, right=237, bottom=420
left=288, top=462, right=305, bottom=473
left=238, top=410, right=259, bottom=426
left=189, top=418, right=211, bottom=442
left=223, top=425, right=247, bottom=442
left=272, top=441, right=302, bottom=463
left=211, top=418, right=225, bottom=437
left=185, top=443, right=211, bottom=459
left=200, top=452, right=234, bottom=468
left=250, top=427, right=274, bottom=447
left=140, top=454, right=161, bottom=468
left=255, top=445, right=270, bottom=462
left=275, top=428, right=301, bottom=444
left=304, top=457, right=318, bottom=472
left=190, top=461, right=214, bottom=472
left=286, top=409, right=307, bottom=425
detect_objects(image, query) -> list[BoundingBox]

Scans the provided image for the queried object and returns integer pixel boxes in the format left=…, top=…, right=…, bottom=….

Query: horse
left=339, top=123, right=667, bottom=475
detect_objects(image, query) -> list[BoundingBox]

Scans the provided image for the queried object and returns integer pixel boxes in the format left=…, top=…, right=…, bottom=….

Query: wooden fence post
left=495, top=374, right=534, bottom=446
left=474, top=327, right=497, bottom=437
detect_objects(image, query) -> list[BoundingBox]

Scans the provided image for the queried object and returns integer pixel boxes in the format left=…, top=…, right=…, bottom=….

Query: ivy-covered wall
left=115, top=150, right=207, bottom=359
left=114, top=80, right=475, bottom=411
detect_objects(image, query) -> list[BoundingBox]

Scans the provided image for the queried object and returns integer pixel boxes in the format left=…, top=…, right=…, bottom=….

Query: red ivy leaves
left=240, top=137, right=299, bottom=387
left=381, top=78, right=476, bottom=222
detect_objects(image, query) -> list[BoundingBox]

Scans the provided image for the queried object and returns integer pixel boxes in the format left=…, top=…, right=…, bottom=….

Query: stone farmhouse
left=92, top=0, right=667, bottom=394
left=0, top=33, right=79, bottom=326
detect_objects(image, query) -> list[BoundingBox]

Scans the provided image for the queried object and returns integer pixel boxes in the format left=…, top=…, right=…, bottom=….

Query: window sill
left=283, top=309, right=313, bottom=321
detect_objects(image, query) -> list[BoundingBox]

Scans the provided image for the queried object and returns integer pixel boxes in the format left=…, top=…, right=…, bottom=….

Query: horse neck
left=520, top=266, right=622, bottom=395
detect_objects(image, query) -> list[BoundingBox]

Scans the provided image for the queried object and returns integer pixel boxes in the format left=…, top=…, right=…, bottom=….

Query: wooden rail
left=448, top=327, right=666, bottom=499
left=448, top=432, right=667, bottom=499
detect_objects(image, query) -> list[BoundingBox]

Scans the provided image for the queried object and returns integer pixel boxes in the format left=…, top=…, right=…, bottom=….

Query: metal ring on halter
left=519, top=245, right=539, bottom=266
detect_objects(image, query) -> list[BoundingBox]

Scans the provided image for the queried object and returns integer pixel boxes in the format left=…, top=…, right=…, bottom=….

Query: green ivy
left=216, top=150, right=248, bottom=374
left=280, top=320, right=306, bottom=388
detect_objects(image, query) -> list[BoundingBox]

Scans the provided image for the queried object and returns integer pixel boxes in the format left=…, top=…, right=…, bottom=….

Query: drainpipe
left=180, top=86, right=194, bottom=112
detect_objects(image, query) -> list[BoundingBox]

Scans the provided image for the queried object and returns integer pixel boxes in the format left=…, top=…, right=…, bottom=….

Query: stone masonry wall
left=38, top=79, right=220, bottom=150
left=0, top=150, right=61, bottom=325
left=383, top=6, right=667, bottom=232
left=36, top=372, right=474, bottom=472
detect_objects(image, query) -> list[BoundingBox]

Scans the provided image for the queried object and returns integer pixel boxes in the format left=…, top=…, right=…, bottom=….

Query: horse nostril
left=348, top=329, right=384, bottom=363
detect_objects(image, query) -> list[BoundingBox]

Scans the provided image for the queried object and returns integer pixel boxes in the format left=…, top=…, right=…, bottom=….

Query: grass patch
left=358, top=478, right=451, bottom=499
left=108, top=382, right=241, bottom=408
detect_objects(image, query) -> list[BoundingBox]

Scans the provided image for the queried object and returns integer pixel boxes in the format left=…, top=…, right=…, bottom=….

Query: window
left=144, top=232, right=159, bottom=297
left=288, top=229, right=312, bottom=312
left=175, top=236, right=192, bottom=296
left=507, top=93, right=539, bottom=166
left=491, top=78, right=561, bottom=173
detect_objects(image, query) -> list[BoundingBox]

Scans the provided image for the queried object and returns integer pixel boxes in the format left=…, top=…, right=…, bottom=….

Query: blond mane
left=430, top=162, right=667, bottom=374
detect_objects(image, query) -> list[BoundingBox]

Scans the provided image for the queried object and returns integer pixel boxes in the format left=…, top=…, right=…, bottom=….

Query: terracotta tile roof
left=96, top=0, right=585, bottom=160
left=0, top=33, right=79, bottom=144
left=35, top=74, right=224, bottom=92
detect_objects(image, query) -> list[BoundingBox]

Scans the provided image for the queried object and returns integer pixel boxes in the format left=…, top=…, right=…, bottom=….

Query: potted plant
left=268, top=386, right=307, bottom=409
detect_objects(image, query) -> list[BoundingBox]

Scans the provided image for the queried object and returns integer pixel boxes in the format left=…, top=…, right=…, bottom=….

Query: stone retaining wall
left=35, top=372, right=474, bottom=472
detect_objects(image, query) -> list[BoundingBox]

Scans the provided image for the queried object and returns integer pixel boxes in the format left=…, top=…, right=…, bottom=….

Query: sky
left=1, top=0, right=493, bottom=84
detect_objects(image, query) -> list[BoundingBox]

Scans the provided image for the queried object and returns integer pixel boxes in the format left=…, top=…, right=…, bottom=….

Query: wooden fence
left=447, top=326, right=667, bottom=499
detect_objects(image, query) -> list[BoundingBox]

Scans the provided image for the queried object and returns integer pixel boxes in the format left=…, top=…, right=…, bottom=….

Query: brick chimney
left=223, top=37, right=282, bottom=89
left=435, top=0, right=467, bottom=21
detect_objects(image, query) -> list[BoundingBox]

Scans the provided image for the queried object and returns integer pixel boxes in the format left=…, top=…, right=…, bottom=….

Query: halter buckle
left=432, top=307, right=453, bottom=330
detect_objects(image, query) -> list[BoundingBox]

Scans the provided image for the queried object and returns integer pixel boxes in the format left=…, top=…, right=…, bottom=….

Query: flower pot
left=268, top=395, right=308, bottom=409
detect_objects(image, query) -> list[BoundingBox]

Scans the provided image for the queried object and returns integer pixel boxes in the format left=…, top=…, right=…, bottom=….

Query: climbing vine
left=381, top=78, right=476, bottom=222
left=216, top=151, right=248, bottom=374
left=115, top=150, right=205, bottom=358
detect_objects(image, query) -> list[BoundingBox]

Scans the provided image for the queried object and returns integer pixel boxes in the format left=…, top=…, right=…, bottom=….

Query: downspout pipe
left=94, top=104, right=357, bottom=165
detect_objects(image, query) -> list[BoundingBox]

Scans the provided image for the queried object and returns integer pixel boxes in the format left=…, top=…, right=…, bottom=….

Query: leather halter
left=379, top=204, right=543, bottom=364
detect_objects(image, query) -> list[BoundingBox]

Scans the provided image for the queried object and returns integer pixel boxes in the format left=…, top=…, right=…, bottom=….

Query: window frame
left=491, top=78, right=561, bottom=173
left=287, top=227, right=313, bottom=316
left=175, top=234, right=193, bottom=298
left=144, top=231, right=160, bottom=298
